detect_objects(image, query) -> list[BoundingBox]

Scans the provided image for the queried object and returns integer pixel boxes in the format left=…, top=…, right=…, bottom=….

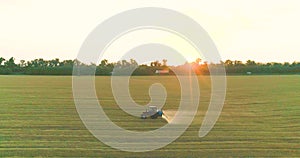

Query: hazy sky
left=0, top=0, right=300, bottom=64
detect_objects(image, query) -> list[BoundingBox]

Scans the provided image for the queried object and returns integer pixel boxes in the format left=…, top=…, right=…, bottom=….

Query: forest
left=0, top=57, right=299, bottom=75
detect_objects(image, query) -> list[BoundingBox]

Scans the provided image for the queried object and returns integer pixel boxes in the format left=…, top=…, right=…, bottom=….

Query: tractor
left=141, top=106, right=163, bottom=119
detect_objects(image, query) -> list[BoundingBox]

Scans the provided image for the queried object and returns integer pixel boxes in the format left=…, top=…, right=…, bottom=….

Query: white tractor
left=140, top=106, right=163, bottom=119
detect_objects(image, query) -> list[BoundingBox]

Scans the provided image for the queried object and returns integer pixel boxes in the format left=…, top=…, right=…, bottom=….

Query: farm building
left=155, top=69, right=169, bottom=74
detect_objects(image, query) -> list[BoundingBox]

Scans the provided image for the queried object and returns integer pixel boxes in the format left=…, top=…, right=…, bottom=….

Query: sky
left=0, top=0, right=300, bottom=65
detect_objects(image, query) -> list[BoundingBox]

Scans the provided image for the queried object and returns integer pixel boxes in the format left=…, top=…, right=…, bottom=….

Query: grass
left=0, top=75, right=299, bottom=157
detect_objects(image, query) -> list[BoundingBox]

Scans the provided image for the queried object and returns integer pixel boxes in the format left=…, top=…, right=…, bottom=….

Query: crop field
left=0, top=75, right=299, bottom=157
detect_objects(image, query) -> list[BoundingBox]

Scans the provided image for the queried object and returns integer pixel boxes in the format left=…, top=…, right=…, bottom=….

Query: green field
left=0, top=75, right=299, bottom=157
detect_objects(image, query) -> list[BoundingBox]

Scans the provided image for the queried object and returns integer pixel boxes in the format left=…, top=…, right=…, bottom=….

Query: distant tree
left=4, top=57, right=17, bottom=68
left=49, top=58, right=59, bottom=67
left=61, top=60, right=74, bottom=67
left=162, top=59, right=167, bottom=66
left=234, top=60, right=243, bottom=66
left=100, top=59, right=108, bottom=67
left=0, top=56, right=299, bottom=75
left=292, top=61, right=300, bottom=66
left=283, top=62, right=290, bottom=67
left=121, top=60, right=129, bottom=66
left=150, top=61, right=154, bottom=67
left=130, top=59, right=138, bottom=66
left=272, top=62, right=282, bottom=66
left=224, top=60, right=233, bottom=66
left=0, top=57, right=5, bottom=66
left=30, top=59, right=38, bottom=67
left=219, top=60, right=225, bottom=66
left=246, top=60, right=256, bottom=66
left=150, top=60, right=161, bottom=67
left=20, top=60, right=26, bottom=67
left=195, top=58, right=202, bottom=65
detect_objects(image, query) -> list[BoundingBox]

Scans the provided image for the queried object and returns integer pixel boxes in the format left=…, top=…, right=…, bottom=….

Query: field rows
left=0, top=75, right=299, bottom=157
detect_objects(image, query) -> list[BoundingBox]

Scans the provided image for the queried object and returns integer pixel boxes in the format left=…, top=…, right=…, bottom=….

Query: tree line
left=0, top=57, right=299, bottom=75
